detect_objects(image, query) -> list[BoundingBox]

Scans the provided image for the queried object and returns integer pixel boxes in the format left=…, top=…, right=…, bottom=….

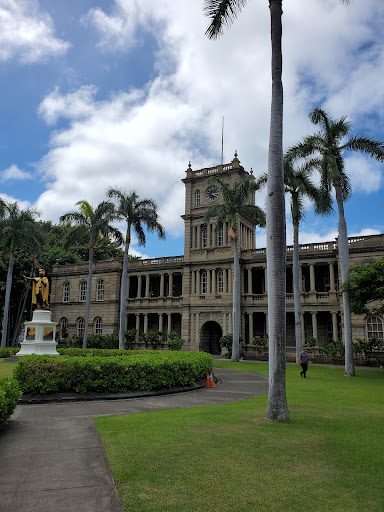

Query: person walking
left=298, top=347, right=309, bottom=379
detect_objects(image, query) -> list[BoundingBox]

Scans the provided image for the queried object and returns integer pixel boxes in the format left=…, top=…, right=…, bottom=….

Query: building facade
left=50, top=154, right=384, bottom=355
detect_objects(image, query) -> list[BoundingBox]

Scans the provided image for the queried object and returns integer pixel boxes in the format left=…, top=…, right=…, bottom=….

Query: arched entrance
left=200, top=321, right=222, bottom=355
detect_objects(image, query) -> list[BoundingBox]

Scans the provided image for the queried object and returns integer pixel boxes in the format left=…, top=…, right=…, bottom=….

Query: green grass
left=95, top=362, right=384, bottom=512
left=0, top=360, right=18, bottom=379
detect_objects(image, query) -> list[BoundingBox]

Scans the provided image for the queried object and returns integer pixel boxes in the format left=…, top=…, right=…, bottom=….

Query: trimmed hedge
left=57, top=348, right=153, bottom=358
left=0, top=378, right=22, bottom=425
left=13, top=351, right=213, bottom=394
left=0, top=348, right=20, bottom=358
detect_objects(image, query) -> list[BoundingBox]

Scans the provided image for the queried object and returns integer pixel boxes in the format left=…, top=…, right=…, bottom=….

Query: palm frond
left=204, top=0, right=248, bottom=40
left=342, top=136, right=384, bottom=162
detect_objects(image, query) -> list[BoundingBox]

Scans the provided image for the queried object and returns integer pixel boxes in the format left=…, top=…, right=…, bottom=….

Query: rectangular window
left=217, top=228, right=223, bottom=247
left=79, top=281, right=87, bottom=302
left=201, top=271, right=207, bottom=294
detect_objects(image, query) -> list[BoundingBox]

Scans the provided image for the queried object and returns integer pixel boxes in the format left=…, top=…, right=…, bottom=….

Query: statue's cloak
left=31, top=276, right=49, bottom=307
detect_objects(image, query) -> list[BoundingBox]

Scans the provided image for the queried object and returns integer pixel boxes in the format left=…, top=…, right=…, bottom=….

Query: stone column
left=248, top=267, right=252, bottom=295
left=192, top=226, right=196, bottom=249
left=228, top=312, right=232, bottom=334
left=332, top=312, right=338, bottom=341
left=160, top=273, right=164, bottom=298
left=299, top=264, right=303, bottom=292
left=167, top=314, right=172, bottom=335
left=197, top=225, right=201, bottom=249
left=207, top=269, right=211, bottom=295
left=212, top=268, right=216, bottom=294
left=301, top=313, right=305, bottom=343
left=135, top=314, right=140, bottom=340
left=310, top=264, right=316, bottom=293
left=223, top=268, right=228, bottom=293
left=145, top=274, right=150, bottom=298
left=137, top=275, right=142, bottom=298
left=190, top=313, right=194, bottom=341
left=223, top=312, right=227, bottom=336
left=196, top=270, right=200, bottom=295
left=144, top=313, right=148, bottom=333
left=159, top=313, right=163, bottom=333
left=195, top=313, right=199, bottom=343
left=249, top=312, right=254, bottom=341
left=311, top=311, right=318, bottom=340
left=228, top=268, right=232, bottom=293
left=265, top=313, right=268, bottom=335
left=242, top=314, right=246, bottom=344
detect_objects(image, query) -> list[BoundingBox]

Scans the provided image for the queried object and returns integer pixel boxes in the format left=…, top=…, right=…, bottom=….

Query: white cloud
left=344, top=154, right=382, bottom=194
left=0, top=193, right=31, bottom=211
left=0, top=164, right=32, bottom=182
left=0, top=0, right=69, bottom=63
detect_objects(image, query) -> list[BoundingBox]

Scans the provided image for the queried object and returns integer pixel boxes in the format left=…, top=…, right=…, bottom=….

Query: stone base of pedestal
left=17, top=310, right=59, bottom=357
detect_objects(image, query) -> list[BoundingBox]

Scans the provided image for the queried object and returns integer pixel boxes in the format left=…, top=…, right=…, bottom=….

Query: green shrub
left=0, top=378, right=22, bottom=425
left=13, top=351, right=213, bottom=394
left=58, top=348, right=142, bottom=357
left=141, top=331, right=163, bottom=350
left=166, top=332, right=184, bottom=351
left=251, top=335, right=268, bottom=347
left=321, top=339, right=345, bottom=362
left=0, top=348, right=20, bottom=358
left=124, top=329, right=137, bottom=350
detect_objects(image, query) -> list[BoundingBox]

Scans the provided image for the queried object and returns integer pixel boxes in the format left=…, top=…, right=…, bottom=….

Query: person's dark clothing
left=300, top=362, right=308, bottom=378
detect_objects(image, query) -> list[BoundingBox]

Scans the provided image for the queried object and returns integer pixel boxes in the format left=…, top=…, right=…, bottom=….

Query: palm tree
left=107, top=188, right=165, bottom=349
left=287, top=107, right=384, bottom=376
left=257, top=156, right=324, bottom=363
left=204, top=0, right=350, bottom=421
left=204, top=175, right=266, bottom=362
left=60, top=200, right=123, bottom=348
left=0, top=203, right=43, bottom=347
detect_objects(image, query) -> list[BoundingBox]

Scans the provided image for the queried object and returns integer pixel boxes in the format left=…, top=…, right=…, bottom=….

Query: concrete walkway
left=0, top=368, right=268, bottom=512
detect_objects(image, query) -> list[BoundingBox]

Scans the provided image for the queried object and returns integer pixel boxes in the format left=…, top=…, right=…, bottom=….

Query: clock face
left=206, top=186, right=219, bottom=201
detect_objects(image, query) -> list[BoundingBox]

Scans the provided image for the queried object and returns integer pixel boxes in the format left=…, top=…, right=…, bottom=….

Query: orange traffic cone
left=209, top=373, right=216, bottom=388
left=206, top=373, right=211, bottom=388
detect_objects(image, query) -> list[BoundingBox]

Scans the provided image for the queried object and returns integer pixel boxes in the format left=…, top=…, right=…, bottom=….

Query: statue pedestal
left=17, top=310, right=59, bottom=356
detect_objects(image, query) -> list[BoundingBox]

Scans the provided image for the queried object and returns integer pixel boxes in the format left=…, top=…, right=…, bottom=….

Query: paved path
left=0, top=368, right=268, bottom=512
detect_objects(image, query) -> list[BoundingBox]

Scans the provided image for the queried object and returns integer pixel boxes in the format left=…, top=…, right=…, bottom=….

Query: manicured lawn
left=0, top=360, right=17, bottom=379
left=95, top=362, right=384, bottom=512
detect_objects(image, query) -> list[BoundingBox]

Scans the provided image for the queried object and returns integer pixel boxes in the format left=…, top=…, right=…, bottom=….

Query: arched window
left=201, top=271, right=207, bottom=294
left=195, top=190, right=200, bottom=206
left=93, top=317, right=103, bottom=335
left=366, top=316, right=383, bottom=341
left=79, top=281, right=87, bottom=302
left=76, top=317, right=85, bottom=336
left=217, top=270, right=224, bottom=293
left=96, top=279, right=104, bottom=301
left=62, top=282, right=70, bottom=302
left=201, top=227, right=207, bottom=248
left=59, top=317, right=68, bottom=340
left=217, top=227, right=224, bottom=247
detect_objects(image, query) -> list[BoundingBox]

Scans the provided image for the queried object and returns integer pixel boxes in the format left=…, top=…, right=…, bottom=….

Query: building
left=50, top=154, right=384, bottom=355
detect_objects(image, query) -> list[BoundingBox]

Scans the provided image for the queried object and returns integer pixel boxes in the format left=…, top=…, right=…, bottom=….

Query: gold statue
left=24, top=269, right=49, bottom=310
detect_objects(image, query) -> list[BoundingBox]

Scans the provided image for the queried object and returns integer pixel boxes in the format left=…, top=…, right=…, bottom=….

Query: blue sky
left=0, top=0, right=383, bottom=259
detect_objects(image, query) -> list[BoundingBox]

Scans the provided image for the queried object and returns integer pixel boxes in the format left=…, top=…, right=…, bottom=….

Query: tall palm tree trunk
left=334, top=179, right=355, bottom=376
left=1, top=250, right=15, bottom=348
left=292, top=218, right=302, bottom=363
left=265, top=0, right=290, bottom=422
left=83, top=245, right=94, bottom=348
left=11, top=261, right=35, bottom=347
left=119, top=236, right=130, bottom=350
left=232, top=237, right=240, bottom=362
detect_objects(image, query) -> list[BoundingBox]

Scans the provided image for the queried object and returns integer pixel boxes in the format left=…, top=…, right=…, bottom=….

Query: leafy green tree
left=204, top=0, right=350, bottom=423
left=107, top=188, right=165, bottom=349
left=342, top=258, right=384, bottom=316
left=0, top=203, right=43, bottom=347
left=288, top=107, right=384, bottom=376
left=204, top=175, right=265, bottom=362
left=60, top=200, right=123, bottom=348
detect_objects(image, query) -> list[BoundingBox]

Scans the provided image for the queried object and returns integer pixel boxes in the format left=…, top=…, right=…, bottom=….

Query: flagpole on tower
left=221, top=116, right=224, bottom=166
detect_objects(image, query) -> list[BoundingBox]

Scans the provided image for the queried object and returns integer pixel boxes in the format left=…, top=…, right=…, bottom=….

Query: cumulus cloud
left=0, top=164, right=32, bottom=182
left=0, top=193, right=31, bottom=211
left=0, top=0, right=69, bottom=63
